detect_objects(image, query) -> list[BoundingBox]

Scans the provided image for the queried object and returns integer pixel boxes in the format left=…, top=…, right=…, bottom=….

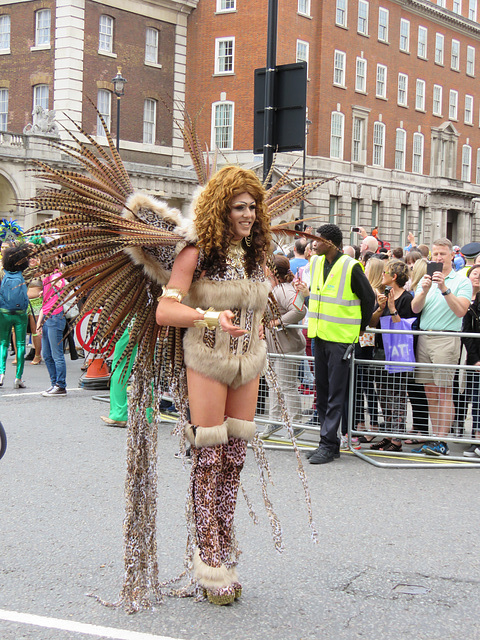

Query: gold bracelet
left=157, top=287, right=186, bottom=303
left=193, top=307, right=221, bottom=330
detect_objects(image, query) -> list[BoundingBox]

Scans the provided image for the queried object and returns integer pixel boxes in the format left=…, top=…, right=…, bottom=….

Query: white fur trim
left=186, top=279, right=271, bottom=312
left=193, top=549, right=232, bottom=589
left=185, top=421, right=228, bottom=447
left=226, top=417, right=256, bottom=442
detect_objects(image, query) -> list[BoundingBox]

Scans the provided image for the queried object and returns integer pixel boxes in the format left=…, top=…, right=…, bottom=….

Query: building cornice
left=90, top=0, right=198, bottom=22
left=400, top=0, right=480, bottom=39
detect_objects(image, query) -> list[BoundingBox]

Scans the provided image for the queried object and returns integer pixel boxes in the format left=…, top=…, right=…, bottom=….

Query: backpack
left=0, top=271, right=29, bottom=311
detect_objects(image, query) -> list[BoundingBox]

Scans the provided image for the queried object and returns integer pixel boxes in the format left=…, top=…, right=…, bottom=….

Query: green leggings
left=109, top=328, right=152, bottom=423
left=0, top=309, right=28, bottom=379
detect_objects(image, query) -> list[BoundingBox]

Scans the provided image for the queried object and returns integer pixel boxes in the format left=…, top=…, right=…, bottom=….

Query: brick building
left=0, top=0, right=199, bottom=227
left=185, top=0, right=480, bottom=247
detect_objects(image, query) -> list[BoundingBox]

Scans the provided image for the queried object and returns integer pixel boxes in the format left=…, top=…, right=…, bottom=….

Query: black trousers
left=314, top=338, right=351, bottom=452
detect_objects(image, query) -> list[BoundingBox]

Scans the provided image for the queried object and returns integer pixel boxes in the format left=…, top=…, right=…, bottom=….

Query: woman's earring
left=245, top=231, right=252, bottom=247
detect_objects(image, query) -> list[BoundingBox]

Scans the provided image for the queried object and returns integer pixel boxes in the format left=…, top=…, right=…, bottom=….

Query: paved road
left=1, top=356, right=479, bottom=640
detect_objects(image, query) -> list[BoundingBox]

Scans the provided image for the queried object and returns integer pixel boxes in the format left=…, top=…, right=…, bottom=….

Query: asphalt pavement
left=1, top=354, right=479, bottom=640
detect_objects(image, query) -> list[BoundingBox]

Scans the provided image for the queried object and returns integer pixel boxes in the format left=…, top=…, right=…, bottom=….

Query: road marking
left=0, top=608, right=185, bottom=640
left=1, top=388, right=86, bottom=398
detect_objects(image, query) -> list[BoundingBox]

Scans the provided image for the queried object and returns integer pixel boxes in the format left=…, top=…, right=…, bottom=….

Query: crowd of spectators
left=263, top=226, right=480, bottom=461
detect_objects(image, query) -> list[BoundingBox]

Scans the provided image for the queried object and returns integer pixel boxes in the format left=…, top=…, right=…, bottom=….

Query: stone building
left=0, top=0, right=200, bottom=228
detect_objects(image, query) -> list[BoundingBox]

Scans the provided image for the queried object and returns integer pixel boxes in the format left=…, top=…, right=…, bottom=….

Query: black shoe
left=25, top=349, right=35, bottom=361
left=309, top=447, right=336, bottom=465
left=70, top=353, right=79, bottom=361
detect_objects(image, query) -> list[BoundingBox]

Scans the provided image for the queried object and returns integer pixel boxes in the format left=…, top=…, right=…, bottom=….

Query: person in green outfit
left=100, top=326, right=152, bottom=427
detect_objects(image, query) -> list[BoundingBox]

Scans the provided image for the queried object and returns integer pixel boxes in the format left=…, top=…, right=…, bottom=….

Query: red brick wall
left=0, top=0, right=55, bottom=132
left=83, top=0, right=175, bottom=147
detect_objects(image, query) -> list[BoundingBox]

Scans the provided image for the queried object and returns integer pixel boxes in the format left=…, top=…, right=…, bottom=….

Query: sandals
left=370, top=438, right=402, bottom=452
left=31, top=356, right=42, bottom=365
left=357, top=435, right=376, bottom=443
left=370, top=438, right=391, bottom=450
left=404, top=431, right=421, bottom=445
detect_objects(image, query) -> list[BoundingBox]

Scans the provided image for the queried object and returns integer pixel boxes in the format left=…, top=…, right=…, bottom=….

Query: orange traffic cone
left=85, top=357, right=110, bottom=378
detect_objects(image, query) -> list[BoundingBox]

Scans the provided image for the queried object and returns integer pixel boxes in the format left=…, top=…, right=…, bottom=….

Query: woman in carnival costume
left=156, top=166, right=272, bottom=604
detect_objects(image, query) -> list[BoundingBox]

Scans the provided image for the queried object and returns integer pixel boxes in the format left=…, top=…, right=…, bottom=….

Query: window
left=143, top=99, right=156, bottom=144
left=97, top=89, right=111, bottom=136
left=33, top=84, right=49, bottom=110
left=453, top=0, right=462, bottom=14
left=395, top=128, right=406, bottom=170
left=469, top=0, right=477, bottom=20
left=437, top=0, right=446, bottom=6
left=378, top=7, right=388, bottom=42
left=329, top=196, right=338, bottom=224
left=217, top=0, right=236, bottom=11
left=0, top=88, right=7, bottom=131
left=435, top=33, right=444, bottom=65
left=355, top=57, right=367, bottom=93
left=413, top=132, right=424, bottom=174
left=476, top=149, right=480, bottom=183
left=35, top=9, right=50, bottom=47
left=296, top=40, right=309, bottom=66
left=418, top=206, right=425, bottom=242
left=465, top=95, right=474, bottom=124
left=399, top=205, right=407, bottom=246
left=418, top=26, right=427, bottom=59
left=298, top=0, right=310, bottom=15
left=215, top=38, right=234, bottom=74
left=462, top=144, right=472, bottom=182
left=336, top=0, right=347, bottom=27
left=358, top=0, right=368, bottom=35
left=400, top=19, right=410, bottom=52
left=330, top=111, right=344, bottom=159
left=0, top=15, right=10, bottom=51
left=212, top=101, right=234, bottom=150
left=398, top=73, right=408, bottom=106
left=373, top=121, right=385, bottom=166
left=333, top=50, right=346, bottom=86
left=467, top=46, right=475, bottom=76
left=145, top=28, right=159, bottom=64
left=372, top=201, right=379, bottom=228
left=416, top=79, right=426, bottom=111
left=433, top=84, right=443, bottom=116
left=352, top=117, right=363, bottom=163
left=350, top=199, right=359, bottom=243
left=451, top=39, right=460, bottom=71
left=449, top=90, right=458, bottom=120
left=376, top=64, right=386, bottom=98
left=99, top=15, right=113, bottom=53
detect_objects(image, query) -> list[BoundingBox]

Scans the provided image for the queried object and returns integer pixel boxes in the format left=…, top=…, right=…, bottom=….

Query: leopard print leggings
left=192, top=437, right=247, bottom=570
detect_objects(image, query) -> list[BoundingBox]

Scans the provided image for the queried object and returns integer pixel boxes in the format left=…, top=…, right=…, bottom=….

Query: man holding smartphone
left=411, top=238, right=472, bottom=455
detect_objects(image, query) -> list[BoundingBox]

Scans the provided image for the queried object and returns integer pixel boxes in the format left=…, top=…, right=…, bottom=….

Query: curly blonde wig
left=194, top=166, right=271, bottom=276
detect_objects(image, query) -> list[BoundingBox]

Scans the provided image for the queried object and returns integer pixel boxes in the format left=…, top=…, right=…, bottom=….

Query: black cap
left=460, top=242, right=480, bottom=259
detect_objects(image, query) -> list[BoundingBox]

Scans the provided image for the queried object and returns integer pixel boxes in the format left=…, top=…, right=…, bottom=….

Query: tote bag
left=380, top=316, right=416, bottom=373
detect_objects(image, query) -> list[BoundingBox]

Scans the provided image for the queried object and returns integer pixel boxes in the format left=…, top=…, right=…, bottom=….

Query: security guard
left=307, top=224, right=375, bottom=464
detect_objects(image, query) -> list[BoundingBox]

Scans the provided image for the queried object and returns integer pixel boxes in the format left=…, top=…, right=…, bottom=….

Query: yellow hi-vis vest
left=308, top=254, right=362, bottom=343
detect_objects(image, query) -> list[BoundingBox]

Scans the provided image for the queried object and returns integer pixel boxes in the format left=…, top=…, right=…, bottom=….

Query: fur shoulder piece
left=121, top=192, right=198, bottom=286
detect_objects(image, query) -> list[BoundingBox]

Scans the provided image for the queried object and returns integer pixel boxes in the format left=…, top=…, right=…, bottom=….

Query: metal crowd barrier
left=256, top=325, right=480, bottom=467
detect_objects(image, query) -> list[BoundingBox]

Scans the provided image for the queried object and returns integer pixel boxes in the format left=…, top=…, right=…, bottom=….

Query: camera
left=384, top=285, right=392, bottom=295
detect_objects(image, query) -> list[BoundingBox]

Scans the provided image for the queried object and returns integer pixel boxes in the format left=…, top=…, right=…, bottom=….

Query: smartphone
left=350, top=226, right=360, bottom=233
left=426, top=261, right=443, bottom=277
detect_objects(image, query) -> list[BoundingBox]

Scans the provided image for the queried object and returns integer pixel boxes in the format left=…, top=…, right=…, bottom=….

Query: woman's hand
left=219, top=310, right=248, bottom=337
left=386, top=288, right=396, bottom=313
left=377, top=294, right=388, bottom=310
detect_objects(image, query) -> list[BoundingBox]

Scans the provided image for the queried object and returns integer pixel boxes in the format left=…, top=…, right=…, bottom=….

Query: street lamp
left=112, top=66, right=127, bottom=152
left=299, top=117, right=312, bottom=224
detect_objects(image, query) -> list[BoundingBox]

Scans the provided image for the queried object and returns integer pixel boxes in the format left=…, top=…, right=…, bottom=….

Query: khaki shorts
left=415, top=334, right=461, bottom=387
